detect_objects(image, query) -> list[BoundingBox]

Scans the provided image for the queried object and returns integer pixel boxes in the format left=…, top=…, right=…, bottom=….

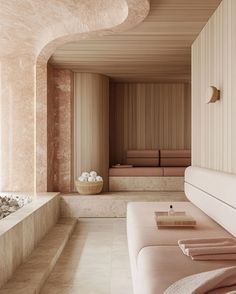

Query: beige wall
left=192, top=0, right=236, bottom=173
left=110, top=83, right=191, bottom=165
left=47, top=66, right=74, bottom=192
left=74, top=73, right=109, bottom=191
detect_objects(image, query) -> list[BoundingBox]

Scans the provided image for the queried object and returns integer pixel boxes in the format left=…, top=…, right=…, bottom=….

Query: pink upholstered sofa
left=127, top=166, right=236, bottom=294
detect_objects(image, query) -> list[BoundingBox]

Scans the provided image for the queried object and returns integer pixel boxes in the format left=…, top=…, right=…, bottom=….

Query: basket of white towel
left=75, top=171, right=103, bottom=195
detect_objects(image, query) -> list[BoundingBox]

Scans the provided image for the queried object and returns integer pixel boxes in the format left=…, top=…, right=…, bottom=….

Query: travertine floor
left=40, top=218, right=133, bottom=294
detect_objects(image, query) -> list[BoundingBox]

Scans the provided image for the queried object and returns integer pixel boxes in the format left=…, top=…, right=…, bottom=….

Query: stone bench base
left=109, top=176, right=184, bottom=191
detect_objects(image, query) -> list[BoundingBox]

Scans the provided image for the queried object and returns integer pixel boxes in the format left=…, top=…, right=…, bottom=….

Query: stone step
left=60, top=191, right=187, bottom=217
left=0, top=217, right=77, bottom=294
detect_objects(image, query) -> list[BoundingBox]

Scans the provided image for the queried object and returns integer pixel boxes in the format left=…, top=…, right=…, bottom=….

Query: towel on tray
left=164, top=266, right=236, bottom=294
left=178, top=238, right=236, bottom=260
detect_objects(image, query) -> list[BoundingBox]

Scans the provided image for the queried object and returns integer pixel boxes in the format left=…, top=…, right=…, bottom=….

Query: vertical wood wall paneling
left=192, top=0, right=236, bottom=173
left=74, top=73, right=109, bottom=191
left=109, top=83, right=191, bottom=165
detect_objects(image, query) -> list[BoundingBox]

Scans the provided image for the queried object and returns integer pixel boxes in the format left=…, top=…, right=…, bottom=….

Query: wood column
left=74, top=73, right=109, bottom=191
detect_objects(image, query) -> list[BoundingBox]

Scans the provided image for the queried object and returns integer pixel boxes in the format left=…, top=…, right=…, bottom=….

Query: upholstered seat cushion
left=127, top=202, right=233, bottom=266
left=137, top=246, right=236, bottom=294
left=127, top=201, right=235, bottom=294
left=163, top=167, right=186, bottom=176
left=109, top=167, right=163, bottom=177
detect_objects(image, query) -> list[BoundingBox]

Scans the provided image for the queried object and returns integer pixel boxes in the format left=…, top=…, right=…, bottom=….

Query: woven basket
left=75, top=180, right=103, bottom=195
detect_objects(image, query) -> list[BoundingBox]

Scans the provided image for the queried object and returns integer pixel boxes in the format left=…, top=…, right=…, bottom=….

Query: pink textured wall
left=0, top=0, right=149, bottom=192
left=47, top=66, right=74, bottom=192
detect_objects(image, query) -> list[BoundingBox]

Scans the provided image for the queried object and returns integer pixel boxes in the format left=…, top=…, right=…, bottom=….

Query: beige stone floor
left=40, top=218, right=133, bottom=294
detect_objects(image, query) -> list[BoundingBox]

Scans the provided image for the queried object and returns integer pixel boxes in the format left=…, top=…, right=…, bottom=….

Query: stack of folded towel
left=178, top=237, right=236, bottom=260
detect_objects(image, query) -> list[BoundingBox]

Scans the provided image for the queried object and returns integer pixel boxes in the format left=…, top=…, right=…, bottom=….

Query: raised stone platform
left=60, top=191, right=187, bottom=218
left=109, top=176, right=184, bottom=192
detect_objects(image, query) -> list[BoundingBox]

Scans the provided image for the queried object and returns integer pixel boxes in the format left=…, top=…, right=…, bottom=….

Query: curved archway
left=0, top=0, right=149, bottom=192
left=33, top=0, right=150, bottom=192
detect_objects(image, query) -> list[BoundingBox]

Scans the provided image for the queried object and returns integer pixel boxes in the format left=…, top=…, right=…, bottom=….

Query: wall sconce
left=206, top=86, right=220, bottom=103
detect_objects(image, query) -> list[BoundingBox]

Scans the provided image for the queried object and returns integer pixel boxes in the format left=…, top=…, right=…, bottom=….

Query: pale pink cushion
left=163, top=167, right=186, bottom=176
left=137, top=246, right=236, bottom=294
left=127, top=201, right=235, bottom=294
left=109, top=167, right=163, bottom=177
left=160, top=157, right=191, bottom=167
left=126, top=157, right=159, bottom=167
left=127, top=150, right=159, bottom=158
left=160, top=150, right=191, bottom=167
left=160, top=149, right=191, bottom=158
left=127, top=202, right=233, bottom=264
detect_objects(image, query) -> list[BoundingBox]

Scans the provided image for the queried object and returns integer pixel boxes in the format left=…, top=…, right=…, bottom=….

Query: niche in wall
left=109, top=83, right=191, bottom=166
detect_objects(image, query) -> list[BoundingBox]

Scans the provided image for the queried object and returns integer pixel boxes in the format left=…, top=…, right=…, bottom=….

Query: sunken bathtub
left=0, top=192, right=60, bottom=288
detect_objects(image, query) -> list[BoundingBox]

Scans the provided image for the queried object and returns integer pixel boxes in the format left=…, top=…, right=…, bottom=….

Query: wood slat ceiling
left=50, top=0, right=221, bottom=83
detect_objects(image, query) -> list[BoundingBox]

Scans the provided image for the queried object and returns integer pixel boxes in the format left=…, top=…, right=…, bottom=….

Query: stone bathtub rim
left=0, top=192, right=60, bottom=235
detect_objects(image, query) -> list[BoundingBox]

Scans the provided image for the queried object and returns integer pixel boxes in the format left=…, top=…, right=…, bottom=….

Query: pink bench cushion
left=163, top=167, right=186, bottom=176
left=109, top=167, right=163, bottom=177
left=127, top=150, right=159, bottom=158
left=126, top=157, right=159, bottom=167
left=127, top=202, right=235, bottom=294
left=160, top=149, right=191, bottom=167
left=127, top=202, right=232, bottom=263
left=138, top=246, right=236, bottom=294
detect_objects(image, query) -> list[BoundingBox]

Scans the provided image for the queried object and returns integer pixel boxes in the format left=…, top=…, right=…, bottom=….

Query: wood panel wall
left=74, top=73, right=109, bottom=191
left=192, top=0, right=236, bottom=173
left=110, top=83, right=191, bottom=165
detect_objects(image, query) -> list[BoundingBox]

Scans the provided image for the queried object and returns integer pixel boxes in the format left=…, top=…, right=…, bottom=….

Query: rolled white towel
left=90, top=171, right=97, bottom=178
left=96, top=176, right=103, bottom=182
left=81, top=172, right=89, bottom=178
left=78, top=176, right=87, bottom=182
left=88, top=176, right=96, bottom=182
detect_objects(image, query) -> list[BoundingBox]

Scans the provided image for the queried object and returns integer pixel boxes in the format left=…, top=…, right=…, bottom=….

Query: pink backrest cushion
left=160, top=149, right=191, bottom=158
left=126, top=150, right=159, bottom=167
left=126, top=157, right=159, bottom=167
left=126, top=150, right=159, bottom=158
left=160, top=149, right=191, bottom=167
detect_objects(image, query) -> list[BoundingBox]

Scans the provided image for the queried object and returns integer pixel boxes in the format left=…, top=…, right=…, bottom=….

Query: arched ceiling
left=50, top=0, right=222, bottom=83
left=0, top=0, right=149, bottom=59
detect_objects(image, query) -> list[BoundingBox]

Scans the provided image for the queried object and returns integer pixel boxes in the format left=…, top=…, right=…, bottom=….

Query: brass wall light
left=206, top=86, right=220, bottom=103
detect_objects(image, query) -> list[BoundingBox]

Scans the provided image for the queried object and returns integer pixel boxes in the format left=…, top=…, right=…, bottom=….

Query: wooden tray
left=155, top=211, right=196, bottom=227
left=112, top=164, right=133, bottom=168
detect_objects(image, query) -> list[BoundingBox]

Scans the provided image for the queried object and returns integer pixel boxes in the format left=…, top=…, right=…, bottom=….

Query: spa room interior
left=1, top=0, right=236, bottom=293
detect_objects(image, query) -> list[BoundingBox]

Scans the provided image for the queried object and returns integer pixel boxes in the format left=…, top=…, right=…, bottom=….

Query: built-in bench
left=109, top=149, right=191, bottom=191
left=127, top=167, right=236, bottom=294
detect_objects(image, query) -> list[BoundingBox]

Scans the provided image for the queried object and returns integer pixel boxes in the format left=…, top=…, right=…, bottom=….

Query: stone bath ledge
left=0, top=192, right=59, bottom=234
left=0, top=192, right=60, bottom=287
